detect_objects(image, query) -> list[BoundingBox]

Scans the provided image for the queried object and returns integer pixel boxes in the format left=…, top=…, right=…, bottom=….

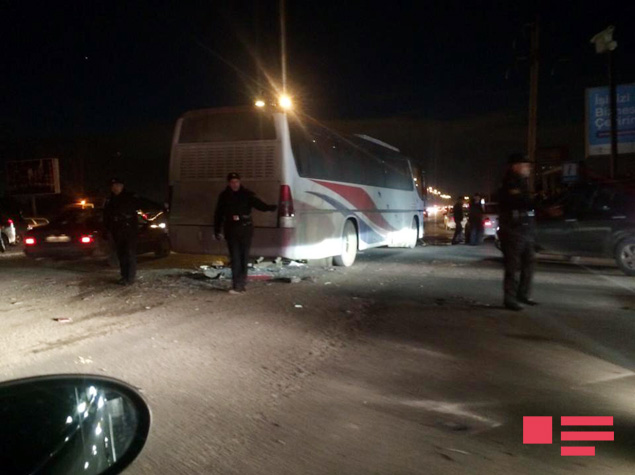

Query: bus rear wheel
left=334, top=220, right=358, bottom=267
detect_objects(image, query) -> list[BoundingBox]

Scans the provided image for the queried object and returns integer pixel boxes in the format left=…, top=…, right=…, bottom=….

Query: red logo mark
left=523, top=416, right=614, bottom=456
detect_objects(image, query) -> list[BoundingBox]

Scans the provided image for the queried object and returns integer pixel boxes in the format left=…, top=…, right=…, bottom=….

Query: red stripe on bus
left=312, top=180, right=396, bottom=231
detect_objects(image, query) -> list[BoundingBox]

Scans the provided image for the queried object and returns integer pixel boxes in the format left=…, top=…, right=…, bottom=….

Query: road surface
left=1, top=221, right=634, bottom=474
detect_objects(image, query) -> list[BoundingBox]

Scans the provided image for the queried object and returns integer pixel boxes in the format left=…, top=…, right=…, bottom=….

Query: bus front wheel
left=407, top=217, right=419, bottom=248
left=334, top=220, right=358, bottom=267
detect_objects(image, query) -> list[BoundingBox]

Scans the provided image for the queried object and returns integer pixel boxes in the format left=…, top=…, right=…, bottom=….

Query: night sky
left=1, top=1, right=634, bottom=198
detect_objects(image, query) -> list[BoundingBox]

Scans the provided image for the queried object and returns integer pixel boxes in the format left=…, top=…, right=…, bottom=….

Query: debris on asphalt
left=76, top=356, right=93, bottom=365
left=145, top=306, right=152, bottom=310
left=287, top=260, right=306, bottom=267
left=53, top=317, right=73, bottom=323
left=11, top=301, right=23, bottom=305
left=294, top=304, right=303, bottom=308
left=324, top=282, right=332, bottom=285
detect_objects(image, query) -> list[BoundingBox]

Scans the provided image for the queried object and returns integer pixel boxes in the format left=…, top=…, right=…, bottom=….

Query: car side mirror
left=0, top=375, right=151, bottom=475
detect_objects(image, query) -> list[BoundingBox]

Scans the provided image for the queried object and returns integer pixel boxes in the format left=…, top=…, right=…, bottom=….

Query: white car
left=482, top=203, right=499, bottom=237
left=1, top=216, right=17, bottom=246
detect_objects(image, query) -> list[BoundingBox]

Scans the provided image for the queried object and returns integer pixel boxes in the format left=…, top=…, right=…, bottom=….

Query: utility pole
left=607, top=46, right=618, bottom=178
left=527, top=20, right=539, bottom=192
left=591, top=26, right=618, bottom=179
left=279, top=0, right=287, bottom=94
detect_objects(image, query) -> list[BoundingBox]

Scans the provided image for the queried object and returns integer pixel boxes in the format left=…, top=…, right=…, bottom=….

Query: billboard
left=6, top=158, right=61, bottom=195
left=586, top=83, right=635, bottom=157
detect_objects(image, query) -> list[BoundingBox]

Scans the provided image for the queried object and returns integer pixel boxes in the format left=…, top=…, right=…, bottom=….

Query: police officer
left=468, top=193, right=484, bottom=245
left=498, top=154, right=537, bottom=311
left=104, top=178, right=139, bottom=286
left=451, top=196, right=464, bottom=245
left=214, top=173, right=277, bottom=294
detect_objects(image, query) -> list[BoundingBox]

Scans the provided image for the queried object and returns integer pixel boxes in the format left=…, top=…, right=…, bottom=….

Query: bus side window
left=338, top=139, right=363, bottom=184
left=384, top=157, right=413, bottom=190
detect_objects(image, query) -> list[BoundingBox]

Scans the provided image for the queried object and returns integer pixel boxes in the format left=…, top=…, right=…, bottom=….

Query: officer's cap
left=227, top=172, right=241, bottom=181
left=110, top=177, right=124, bottom=185
left=508, top=153, right=530, bottom=164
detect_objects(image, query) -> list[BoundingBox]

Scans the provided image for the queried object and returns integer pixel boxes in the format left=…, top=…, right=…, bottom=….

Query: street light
left=278, top=94, right=292, bottom=110
left=255, top=99, right=266, bottom=108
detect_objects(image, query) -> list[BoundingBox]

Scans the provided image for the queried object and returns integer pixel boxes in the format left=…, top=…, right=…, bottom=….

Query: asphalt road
left=1, top=221, right=634, bottom=474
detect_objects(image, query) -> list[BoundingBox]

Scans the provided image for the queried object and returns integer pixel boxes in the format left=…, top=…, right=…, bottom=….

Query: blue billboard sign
left=586, top=83, right=635, bottom=156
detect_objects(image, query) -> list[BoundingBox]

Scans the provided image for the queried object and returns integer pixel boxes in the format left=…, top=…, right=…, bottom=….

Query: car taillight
left=484, top=218, right=492, bottom=227
left=80, top=235, right=94, bottom=244
left=25, top=237, right=36, bottom=246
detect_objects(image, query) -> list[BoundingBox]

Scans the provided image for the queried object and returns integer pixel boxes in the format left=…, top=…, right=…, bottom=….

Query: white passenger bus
left=168, top=106, right=426, bottom=266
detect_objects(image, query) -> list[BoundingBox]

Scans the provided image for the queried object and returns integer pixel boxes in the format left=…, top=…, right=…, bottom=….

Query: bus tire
left=407, top=217, right=419, bottom=248
left=334, top=220, right=358, bottom=267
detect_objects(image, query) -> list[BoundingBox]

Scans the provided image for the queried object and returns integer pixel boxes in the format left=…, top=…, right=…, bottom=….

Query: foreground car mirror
left=0, top=374, right=150, bottom=475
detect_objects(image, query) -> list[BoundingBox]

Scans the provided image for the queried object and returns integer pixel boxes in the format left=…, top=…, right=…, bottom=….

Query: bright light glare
left=95, top=423, right=103, bottom=436
left=77, top=402, right=87, bottom=413
left=279, top=95, right=292, bottom=110
left=255, top=99, right=265, bottom=108
left=98, top=397, right=105, bottom=409
left=66, top=416, right=73, bottom=424
left=88, top=386, right=97, bottom=397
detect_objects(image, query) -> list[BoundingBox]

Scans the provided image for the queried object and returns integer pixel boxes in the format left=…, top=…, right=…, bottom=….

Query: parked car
left=0, top=212, right=28, bottom=246
left=0, top=214, right=16, bottom=247
left=24, top=206, right=171, bottom=261
left=496, top=181, right=635, bottom=275
left=482, top=202, right=499, bottom=238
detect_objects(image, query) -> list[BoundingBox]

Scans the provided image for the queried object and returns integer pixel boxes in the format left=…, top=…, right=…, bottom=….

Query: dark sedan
left=24, top=206, right=171, bottom=261
left=535, top=181, right=635, bottom=275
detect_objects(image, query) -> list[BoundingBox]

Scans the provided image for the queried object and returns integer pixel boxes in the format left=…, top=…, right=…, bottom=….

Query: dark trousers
left=469, top=224, right=484, bottom=245
left=226, top=225, right=253, bottom=290
left=500, top=228, right=535, bottom=304
left=113, top=228, right=137, bottom=282
left=452, top=222, right=463, bottom=244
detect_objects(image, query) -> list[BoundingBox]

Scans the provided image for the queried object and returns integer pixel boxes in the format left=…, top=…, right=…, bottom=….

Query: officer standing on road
left=468, top=193, right=484, bottom=245
left=214, top=173, right=277, bottom=294
left=104, top=178, right=140, bottom=286
left=498, top=154, right=538, bottom=311
left=451, top=196, right=465, bottom=245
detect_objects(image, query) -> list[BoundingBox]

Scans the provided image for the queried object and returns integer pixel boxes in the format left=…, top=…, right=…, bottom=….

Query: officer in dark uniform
left=498, top=154, right=537, bottom=311
left=468, top=193, right=484, bottom=245
left=451, top=196, right=465, bottom=244
left=214, top=173, right=277, bottom=294
left=104, top=178, right=140, bottom=285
